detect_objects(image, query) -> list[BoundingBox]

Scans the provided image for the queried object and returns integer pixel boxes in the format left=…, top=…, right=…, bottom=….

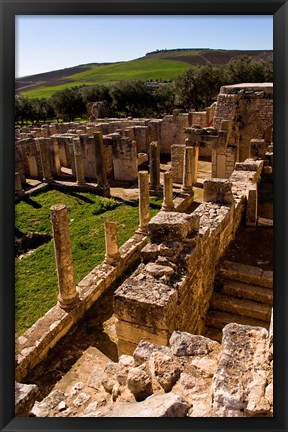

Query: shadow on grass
left=22, top=196, right=42, bottom=209
left=66, top=190, right=95, bottom=204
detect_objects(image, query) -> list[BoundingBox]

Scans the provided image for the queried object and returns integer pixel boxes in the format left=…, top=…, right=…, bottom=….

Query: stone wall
left=213, top=83, right=273, bottom=162
left=114, top=160, right=264, bottom=355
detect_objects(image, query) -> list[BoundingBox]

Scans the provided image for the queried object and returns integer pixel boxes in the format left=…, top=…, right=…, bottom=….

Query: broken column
left=246, top=184, right=258, bottom=226
left=104, top=221, right=120, bottom=265
left=137, top=171, right=150, bottom=234
left=15, top=172, right=25, bottom=196
left=73, top=139, right=85, bottom=185
left=162, top=171, right=175, bottom=211
left=39, top=139, right=53, bottom=183
left=50, top=204, right=79, bottom=310
left=149, top=141, right=161, bottom=195
left=94, top=132, right=110, bottom=197
left=181, top=146, right=194, bottom=195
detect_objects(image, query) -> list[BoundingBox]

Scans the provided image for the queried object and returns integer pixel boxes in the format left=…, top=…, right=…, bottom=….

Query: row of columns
left=50, top=204, right=121, bottom=311
left=49, top=166, right=177, bottom=310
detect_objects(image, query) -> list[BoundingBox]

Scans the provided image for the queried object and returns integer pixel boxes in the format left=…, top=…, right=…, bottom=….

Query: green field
left=15, top=190, right=161, bottom=334
left=21, top=58, right=191, bottom=99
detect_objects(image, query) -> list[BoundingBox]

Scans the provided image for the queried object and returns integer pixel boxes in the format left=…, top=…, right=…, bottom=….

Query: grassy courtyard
left=15, top=190, right=161, bottom=335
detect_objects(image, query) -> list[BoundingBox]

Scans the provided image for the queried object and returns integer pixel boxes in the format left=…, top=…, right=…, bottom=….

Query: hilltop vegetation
left=15, top=54, right=273, bottom=124
left=16, top=48, right=273, bottom=99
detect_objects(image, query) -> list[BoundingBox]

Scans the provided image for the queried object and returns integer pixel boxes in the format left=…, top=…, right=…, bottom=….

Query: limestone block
left=140, top=243, right=159, bottom=263
left=133, top=340, right=173, bottom=366
left=115, top=320, right=170, bottom=347
left=15, top=382, right=39, bottom=416
left=148, top=351, right=181, bottom=392
left=101, top=393, right=189, bottom=417
left=114, top=278, right=178, bottom=332
left=203, top=179, right=234, bottom=204
left=148, top=211, right=200, bottom=243
left=127, top=366, right=153, bottom=401
left=169, top=331, right=220, bottom=357
left=211, top=323, right=271, bottom=417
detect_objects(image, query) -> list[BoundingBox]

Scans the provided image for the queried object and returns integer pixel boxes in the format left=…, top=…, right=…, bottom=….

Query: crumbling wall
left=114, top=160, right=264, bottom=355
left=213, top=83, right=273, bottom=162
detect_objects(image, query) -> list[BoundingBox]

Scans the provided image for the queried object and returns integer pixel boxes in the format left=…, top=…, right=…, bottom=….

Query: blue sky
left=15, top=15, right=273, bottom=78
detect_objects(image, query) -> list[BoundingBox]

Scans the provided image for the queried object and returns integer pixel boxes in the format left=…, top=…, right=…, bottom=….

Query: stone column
left=94, top=132, right=110, bottom=197
left=162, top=171, right=174, bottom=211
left=104, top=221, right=120, bottom=265
left=15, top=172, right=25, bottom=196
left=181, top=146, right=194, bottom=195
left=246, top=184, right=258, bottom=226
left=137, top=171, right=150, bottom=234
left=50, top=204, right=79, bottom=310
left=191, top=145, right=199, bottom=185
left=73, top=139, right=85, bottom=185
left=149, top=141, right=161, bottom=195
left=39, top=139, right=53, bottom=183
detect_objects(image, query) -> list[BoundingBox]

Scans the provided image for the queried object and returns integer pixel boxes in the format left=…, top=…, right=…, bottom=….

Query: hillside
left=16, top=48, right=273, bottom=99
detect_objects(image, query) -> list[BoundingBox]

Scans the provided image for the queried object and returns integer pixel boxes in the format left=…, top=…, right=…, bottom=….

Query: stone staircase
left=204, top=260, right=273, bottom=343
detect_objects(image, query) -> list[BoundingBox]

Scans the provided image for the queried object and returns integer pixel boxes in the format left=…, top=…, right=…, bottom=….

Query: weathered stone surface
left=211, top=323, right=272, bottom=417
left=140, top=243, right=159, bottom=263
left=133, top=340, right=172, bottom=366
left=15, top=382, right=39, bottom=416
left=148, top=211, right=200, bottom=243
left=148, top=351, right=180, bottom=392
left=114, top=278, right=178, bottom=331
left=100, top=393, right=189, bottom=417
left=170, top=331, right=219, bottom=357
left=203, top=179, right=234, bottom=204
left=127, top=366, right=153, bottom=401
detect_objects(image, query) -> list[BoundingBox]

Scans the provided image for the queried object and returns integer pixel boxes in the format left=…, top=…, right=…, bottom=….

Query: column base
left=135, top=226, right=149, bottom=235
left=57, top=293, right=80, bottom=311
left=161, top=204, right=175, bottom=212
left=104, top=253, right=121, bottom=266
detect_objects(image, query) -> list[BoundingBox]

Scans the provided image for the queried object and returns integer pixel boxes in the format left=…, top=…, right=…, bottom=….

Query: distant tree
left=30, top=98, right=56, bottom=123
left=224, top=55, right=272, bottom=84
left=174, top=65, right=223, bottom=111
left=153, top=84, right=175, bottom=116
left=263, top=59, right=273, bottom=82
left=51, top=88, right=86, bottom=122
left=81, top=84, right=112, bottom=104
left=109, top=80, right=154, bottom=117
left=15, top=95, right=36, bottom=125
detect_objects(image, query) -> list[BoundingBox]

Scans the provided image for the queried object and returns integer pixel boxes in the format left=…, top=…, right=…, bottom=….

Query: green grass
left=21, top=58, right=191, bottom=99
left=15, top=190, right=161, bottom=334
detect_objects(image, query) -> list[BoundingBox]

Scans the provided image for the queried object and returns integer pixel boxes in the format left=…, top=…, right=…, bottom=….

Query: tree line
left=15, top=55, right=273, bottom=125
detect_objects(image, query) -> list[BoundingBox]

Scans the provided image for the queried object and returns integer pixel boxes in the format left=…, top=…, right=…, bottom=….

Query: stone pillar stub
left=15, top=172, right=25, bottom=196
left=136, top=171, right=150, bottom=234
left=203, top=179, right=234, bottom=205
left=181, top=146, right=194, bottom=196
left=162, top=171, right=175, bottom=211
left=73, top=139, right=86, bottom=185
left=149, top=141, right=161, bottom=195
left=246, top=184, right=258, bottom=226
left=39, top=139, right=53, bottom=183
left=50, top=204, right=79, bottom=310
left=104, top=221, right=120, bottom=265
left=94, top=132, right=110, bottom=197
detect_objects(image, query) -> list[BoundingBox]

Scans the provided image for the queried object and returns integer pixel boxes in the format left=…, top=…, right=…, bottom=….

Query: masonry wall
left=114, top=160, right=264, bottom=355
left=213, top=84, right=273, bottom=162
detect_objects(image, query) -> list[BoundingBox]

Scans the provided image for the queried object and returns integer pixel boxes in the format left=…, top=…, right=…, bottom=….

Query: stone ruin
left=15, top=83, right=274, bottom=417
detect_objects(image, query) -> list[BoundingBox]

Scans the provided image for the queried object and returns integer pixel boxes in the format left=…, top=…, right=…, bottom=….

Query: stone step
left=219, top=261, right=273, bottom=289
left=210, top=293, right=271, bottom=322
left=206, top=310, right=270, bottom=331
left=220, top=279, right=273, bottom=305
